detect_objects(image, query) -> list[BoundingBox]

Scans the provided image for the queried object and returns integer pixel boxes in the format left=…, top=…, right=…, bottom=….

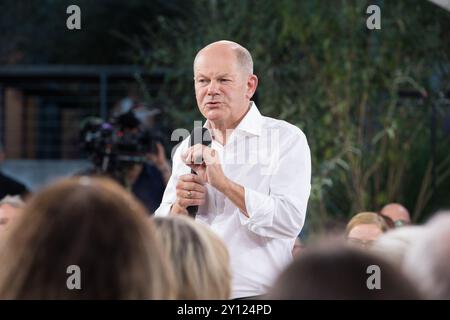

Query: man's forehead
left=195, top=45, right=238, bottom=64
left=194, top=54, right=239, bottom=75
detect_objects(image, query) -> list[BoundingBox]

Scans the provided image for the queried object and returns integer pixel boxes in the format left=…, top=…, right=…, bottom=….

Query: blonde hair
left=0, top=177, right=174, bottom=299
left=346, top=211, right=390, bottom=236
left=154, top=216, right=231, bottom=299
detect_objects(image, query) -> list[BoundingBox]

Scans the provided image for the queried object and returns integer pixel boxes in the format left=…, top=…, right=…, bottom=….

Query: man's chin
left=205, top=110, right=225, bottom=121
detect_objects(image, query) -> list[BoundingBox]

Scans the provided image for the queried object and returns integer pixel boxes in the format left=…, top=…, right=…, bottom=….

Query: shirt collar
left=203, top=101, right=263, bottom=137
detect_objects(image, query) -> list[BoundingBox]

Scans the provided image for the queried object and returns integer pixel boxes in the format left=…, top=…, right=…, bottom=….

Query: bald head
left=194, top=40, right=253, bottom=76
left=380, top=203, right=411, bottom=225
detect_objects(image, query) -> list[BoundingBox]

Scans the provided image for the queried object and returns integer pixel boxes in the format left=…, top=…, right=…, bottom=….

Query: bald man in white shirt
left=155, top=40, right=311, bottom=299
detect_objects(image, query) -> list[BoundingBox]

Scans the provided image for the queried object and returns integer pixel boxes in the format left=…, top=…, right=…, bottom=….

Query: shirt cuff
left=154, top=202, right=171, bottom=217
left=238, top=187, right=274, bottom=229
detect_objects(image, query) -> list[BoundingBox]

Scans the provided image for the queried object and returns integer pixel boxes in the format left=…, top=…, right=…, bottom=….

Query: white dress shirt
left=155, top=102, right=311, bottom=298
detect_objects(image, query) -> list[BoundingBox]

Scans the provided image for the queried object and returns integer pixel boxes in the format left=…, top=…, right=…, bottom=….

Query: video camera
left=79, top=111, right=160, bottom=185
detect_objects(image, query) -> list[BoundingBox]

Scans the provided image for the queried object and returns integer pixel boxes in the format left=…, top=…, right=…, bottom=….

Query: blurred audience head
left=0, top=195, right=25, bottom=232
left=0, top=177, right=174, bottom=299
left=380, top=203, right=411, bottom=227
left=371, top=225, right=425, bottom=268
left=268, top=243, right=421, bottom=299
left=154, top=216, right=231, bottom=299
left=403, top=210, right=450, bottom=299
left=346, top=212, right=390, bottom=248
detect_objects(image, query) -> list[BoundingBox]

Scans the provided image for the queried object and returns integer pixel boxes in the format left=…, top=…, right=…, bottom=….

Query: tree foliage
left=133, top=0, right=450, bottom=234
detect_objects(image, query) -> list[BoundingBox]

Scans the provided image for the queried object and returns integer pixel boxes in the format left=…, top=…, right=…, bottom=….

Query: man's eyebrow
left=195, top=73, right=233, bottom=78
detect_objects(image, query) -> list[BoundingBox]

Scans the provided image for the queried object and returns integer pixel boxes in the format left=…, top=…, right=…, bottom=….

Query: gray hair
left=0, top=195, right=25, bottom=208
left=371, top=226, right=425, bottom=268
left=193, top=40, right=254, bottom=75
left=403, top=211, right=450, bottom=299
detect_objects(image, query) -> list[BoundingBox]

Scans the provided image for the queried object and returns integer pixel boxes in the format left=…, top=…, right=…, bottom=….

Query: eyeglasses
left=394, top=220, right=409, bottom=228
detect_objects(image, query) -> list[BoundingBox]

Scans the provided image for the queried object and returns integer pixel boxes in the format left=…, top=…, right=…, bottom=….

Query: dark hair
left=0, top=177, right=174, bottom=299
left=115, top=110, right=141, bottom=130
left=268, top=244, right=422, bottom=300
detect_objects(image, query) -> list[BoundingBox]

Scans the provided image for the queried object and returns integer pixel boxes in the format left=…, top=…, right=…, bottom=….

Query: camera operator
left=138, top=128, right=171, bottom=186
left=79, top=111, right=171, bottom=214
left=119, top=111, right=171, bottom=213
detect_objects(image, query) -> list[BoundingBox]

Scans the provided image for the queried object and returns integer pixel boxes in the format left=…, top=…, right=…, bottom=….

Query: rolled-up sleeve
left=238, top=132, right=311, bottom=239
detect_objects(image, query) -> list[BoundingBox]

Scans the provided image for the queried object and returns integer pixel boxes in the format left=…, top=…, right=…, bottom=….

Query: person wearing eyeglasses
left=380, top=203, right=411, bottom=227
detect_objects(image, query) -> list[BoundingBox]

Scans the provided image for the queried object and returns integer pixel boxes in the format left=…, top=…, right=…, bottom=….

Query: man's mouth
left=205, top=102, right=221, bottom=108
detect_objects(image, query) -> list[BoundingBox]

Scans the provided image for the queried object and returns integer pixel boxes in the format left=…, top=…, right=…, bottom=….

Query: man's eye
left=197, top=79, right=208, bottom=84
left=220, top=79, right=230, bottom=83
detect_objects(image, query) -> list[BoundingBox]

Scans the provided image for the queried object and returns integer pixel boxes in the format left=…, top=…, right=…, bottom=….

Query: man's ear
left=246, top=75, right=258, bottom=99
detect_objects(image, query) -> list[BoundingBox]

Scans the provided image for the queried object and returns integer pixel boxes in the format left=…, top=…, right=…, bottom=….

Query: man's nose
left=207, top=80, right=220, bottom=95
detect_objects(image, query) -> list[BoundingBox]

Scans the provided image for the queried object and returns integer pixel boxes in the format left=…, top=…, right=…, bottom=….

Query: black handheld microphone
left=187, top=127, right=212, bottom=218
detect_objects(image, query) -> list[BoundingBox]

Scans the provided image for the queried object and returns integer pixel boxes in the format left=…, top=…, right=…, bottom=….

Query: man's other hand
left=170, top=173, right=206, bottom=215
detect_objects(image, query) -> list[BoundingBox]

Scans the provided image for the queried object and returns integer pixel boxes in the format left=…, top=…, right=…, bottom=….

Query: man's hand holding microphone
left=170, top=128, right=230, bottom=217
